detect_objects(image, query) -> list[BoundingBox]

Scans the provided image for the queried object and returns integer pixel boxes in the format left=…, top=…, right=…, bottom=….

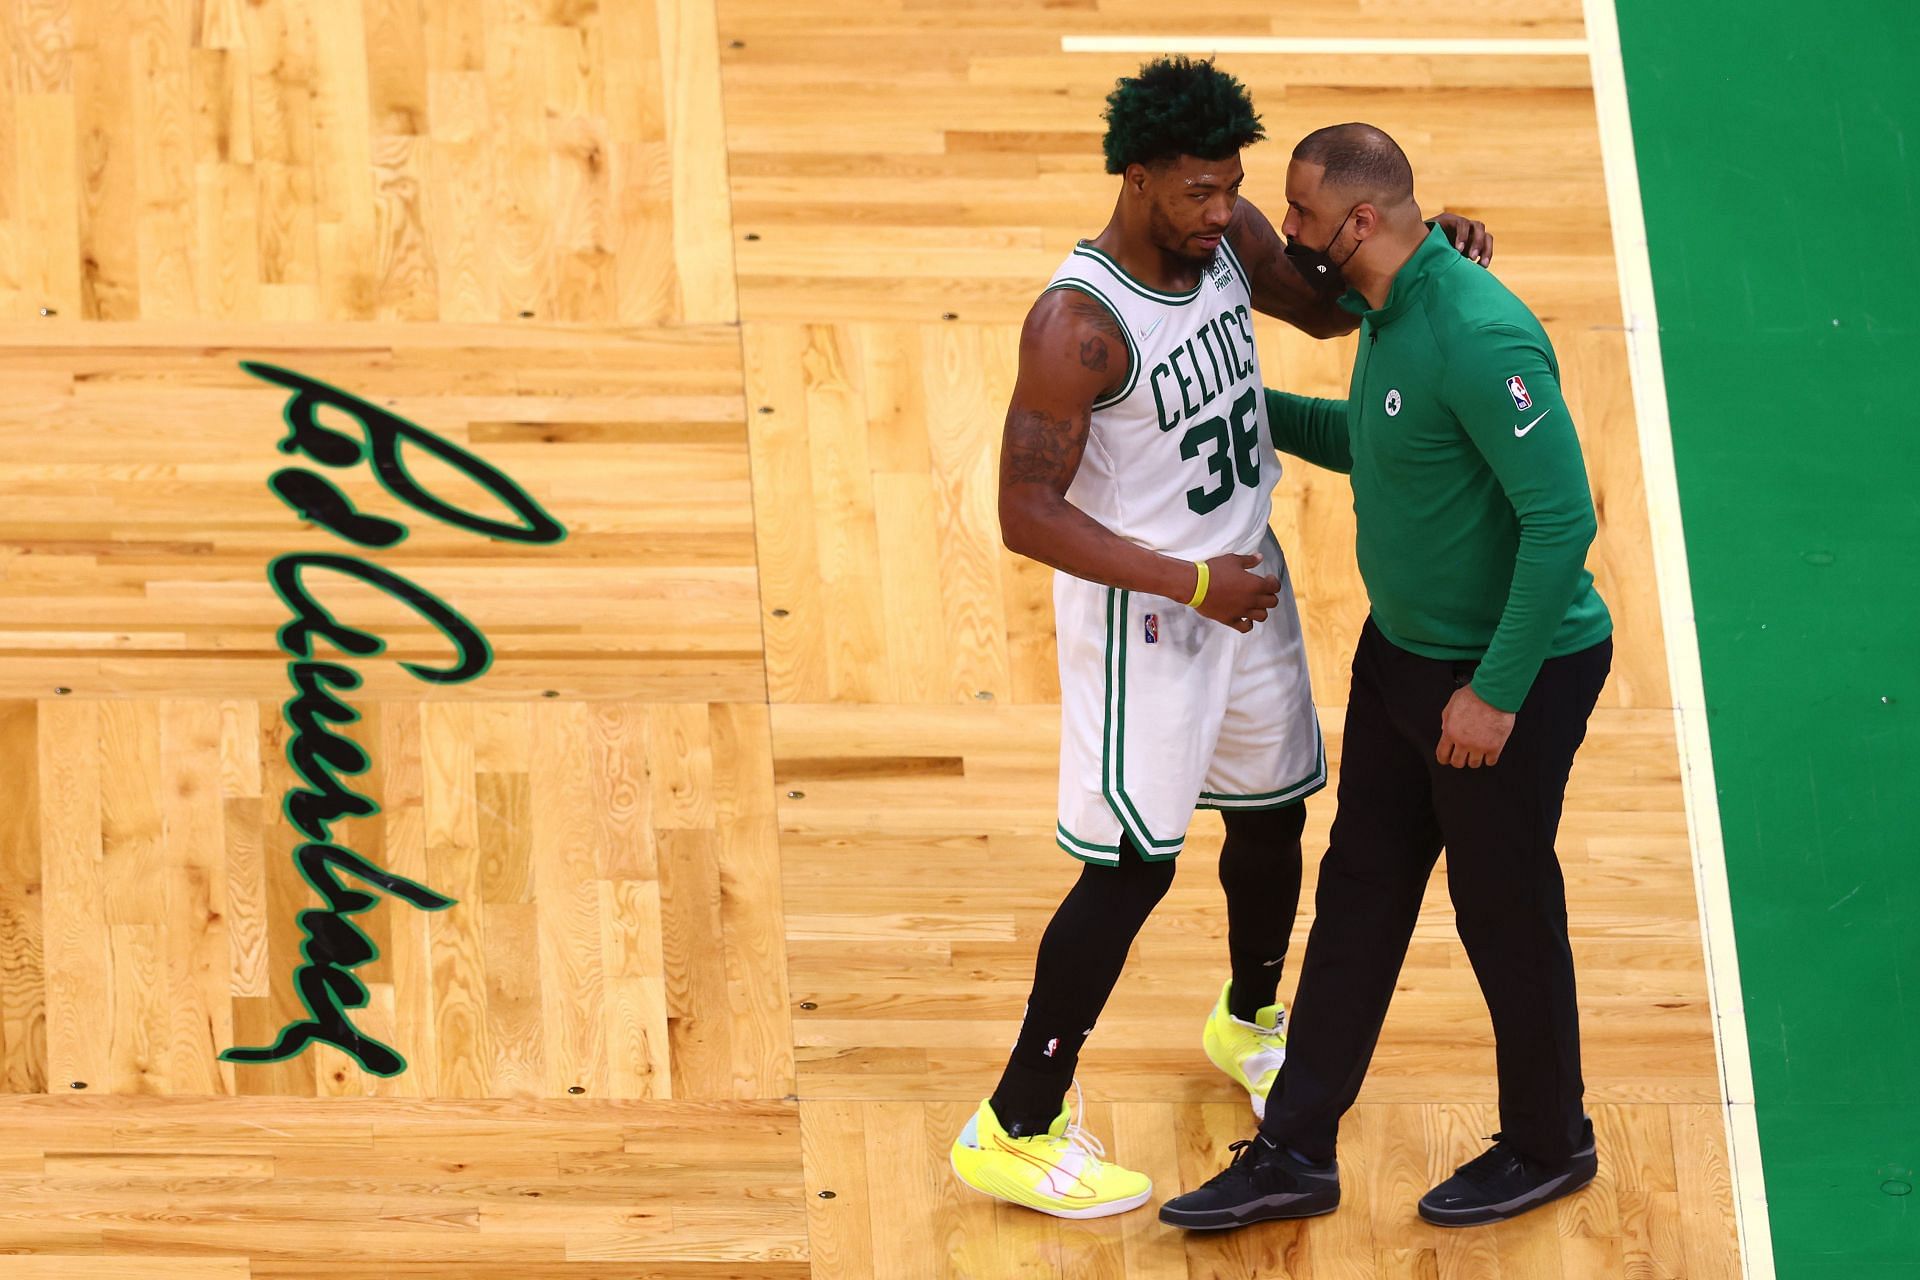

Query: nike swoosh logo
left=1261, top=957, right=1284, bottom=967
left=1137, top=318, right=1162, bottom=340
left=1514, top=410, right=1550, bottom=438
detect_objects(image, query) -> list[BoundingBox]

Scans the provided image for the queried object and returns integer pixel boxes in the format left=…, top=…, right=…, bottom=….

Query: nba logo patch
left=1506, top=375, right=1532, bottom=410
left=1144, top=613, right=1159, bottom=644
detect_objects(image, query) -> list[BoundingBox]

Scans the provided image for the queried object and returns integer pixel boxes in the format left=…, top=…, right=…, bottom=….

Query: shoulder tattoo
left=1056, top=289, right=1128, bottom=391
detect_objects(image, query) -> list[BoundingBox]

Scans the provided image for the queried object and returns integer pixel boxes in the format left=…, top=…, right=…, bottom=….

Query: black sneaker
left=1417, top=1119, right=1598, bottom=1227
left=1157, top=1135, right=1341, bottom=1230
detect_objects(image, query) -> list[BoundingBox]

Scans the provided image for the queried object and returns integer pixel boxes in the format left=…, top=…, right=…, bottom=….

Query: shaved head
left=1291, top=123, right=1414, bottom=206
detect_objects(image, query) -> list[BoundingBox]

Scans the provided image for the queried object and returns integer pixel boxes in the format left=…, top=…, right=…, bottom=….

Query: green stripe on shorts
left=1197, top=732, right=1328, bottom=810
left=1056, top=823, right=1121, bottom=864
left=1101, top=587, right=1185, bottom=856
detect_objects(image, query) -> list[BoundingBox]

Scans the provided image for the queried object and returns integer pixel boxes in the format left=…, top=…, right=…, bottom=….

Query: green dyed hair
left=1101, top=56, right=1265, bottom=175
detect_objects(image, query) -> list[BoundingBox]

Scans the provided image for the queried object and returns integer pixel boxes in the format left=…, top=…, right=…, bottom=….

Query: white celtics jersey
left=1043, top=238, right=1280, bottom=563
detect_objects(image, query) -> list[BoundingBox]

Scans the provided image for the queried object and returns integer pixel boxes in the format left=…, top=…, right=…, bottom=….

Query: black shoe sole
left=1417, top=1160, right=1597, bottom=1228
left=1158, top=1189, right=1340, bottom=1230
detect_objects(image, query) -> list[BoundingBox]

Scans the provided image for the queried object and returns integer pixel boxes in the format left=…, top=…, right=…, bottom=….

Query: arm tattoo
left=1001, top=404, right=1089, bottom=489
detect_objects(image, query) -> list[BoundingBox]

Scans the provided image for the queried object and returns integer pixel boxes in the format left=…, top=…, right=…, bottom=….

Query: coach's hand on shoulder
left=1195, top=552, right=1280, bottom=634
left=1433, top=212, right=1493, bottom=267
left=1436, top=684, right=1516, bottom=768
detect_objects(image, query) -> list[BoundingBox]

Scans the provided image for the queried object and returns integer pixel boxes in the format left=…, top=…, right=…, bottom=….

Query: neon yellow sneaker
left=950, top=1085, right=1151, bottom=1219
left=1202, top=979, right=1288, bottom=1120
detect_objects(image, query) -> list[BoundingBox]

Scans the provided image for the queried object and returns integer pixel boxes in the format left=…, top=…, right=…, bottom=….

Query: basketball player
left=948, top=59, right=1492, bottom=1218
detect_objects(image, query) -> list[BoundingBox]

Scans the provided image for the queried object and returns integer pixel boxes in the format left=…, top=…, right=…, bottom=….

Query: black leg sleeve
left=1218, top=802, right=1307, bottom=1019
left=990, top=839, right=1176, bottom=1134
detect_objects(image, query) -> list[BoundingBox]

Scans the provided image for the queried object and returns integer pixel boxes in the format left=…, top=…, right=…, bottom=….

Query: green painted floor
left=1615, top=2, right=1920, bottom=1274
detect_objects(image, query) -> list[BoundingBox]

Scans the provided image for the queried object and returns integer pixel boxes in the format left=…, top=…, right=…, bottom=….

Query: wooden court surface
left=0, top=0, right=1739, bottom=1275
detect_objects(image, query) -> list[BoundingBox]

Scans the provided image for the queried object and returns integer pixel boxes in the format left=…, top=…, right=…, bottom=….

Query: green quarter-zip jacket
left=1266, top=224, right=1612, bottom=711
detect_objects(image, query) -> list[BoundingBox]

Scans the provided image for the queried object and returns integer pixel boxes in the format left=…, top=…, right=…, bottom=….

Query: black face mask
left=1284, top=206, right=1359, bottom=295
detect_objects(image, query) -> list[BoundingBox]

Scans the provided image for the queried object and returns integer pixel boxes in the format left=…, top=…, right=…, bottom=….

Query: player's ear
left=1124, top=162, right=1151, bottom=196
left=1350, top=202, right=1380, bottom=241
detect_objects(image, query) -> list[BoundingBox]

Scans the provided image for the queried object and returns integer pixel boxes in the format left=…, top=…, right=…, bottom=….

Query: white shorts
left=1053, top=530, right=1326, bottom=864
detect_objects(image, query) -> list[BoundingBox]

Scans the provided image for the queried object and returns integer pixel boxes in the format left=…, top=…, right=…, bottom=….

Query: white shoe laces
left=1057, top=1079, right=1106, bottom=1167
left=1228, top=1005, right=1286, bottom=1037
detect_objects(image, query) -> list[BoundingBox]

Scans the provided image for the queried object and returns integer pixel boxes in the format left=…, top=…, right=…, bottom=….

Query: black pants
left=1260, top=617, right=1612, bottom=1165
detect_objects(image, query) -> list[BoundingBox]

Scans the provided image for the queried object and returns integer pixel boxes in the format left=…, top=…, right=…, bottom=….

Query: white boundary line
left=1062, top=35, right=1589, bottom=56
left=1069, top=17, right=1773, bottom=1277
left=1582, top=2, right=1772, bottom=1275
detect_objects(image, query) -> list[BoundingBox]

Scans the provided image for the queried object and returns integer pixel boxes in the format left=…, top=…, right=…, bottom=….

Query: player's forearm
left=1231, top=197, right=1360, bottom=339
left=1286, top=293, right=1360, bottom=339
left=1244, top=271, right=1359, bottom=338
left=1001, top=488, right=1198, bottom=600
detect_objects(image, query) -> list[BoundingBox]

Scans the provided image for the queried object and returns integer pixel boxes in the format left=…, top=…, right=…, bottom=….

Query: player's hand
left=1434, top=212, right=1493, bottom=267
left=1436, top=684, right=1516, bottom=768
left=1195, top=552, right=1280, bottom=634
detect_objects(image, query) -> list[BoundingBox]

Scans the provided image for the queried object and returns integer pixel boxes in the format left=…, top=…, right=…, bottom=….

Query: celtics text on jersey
left=1042, top=239, right=1281, bottom=564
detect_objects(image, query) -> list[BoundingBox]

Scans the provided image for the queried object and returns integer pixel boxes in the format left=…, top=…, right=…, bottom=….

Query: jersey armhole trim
left=1041, top=279, right=1141, bottom=411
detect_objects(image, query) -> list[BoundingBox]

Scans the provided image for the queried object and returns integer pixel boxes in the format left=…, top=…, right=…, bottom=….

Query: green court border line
left=1581, top=1, right=1773, bottom=1273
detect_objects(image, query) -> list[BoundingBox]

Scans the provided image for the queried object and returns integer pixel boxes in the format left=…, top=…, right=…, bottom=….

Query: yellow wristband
left=1186, top=560, right=1209, bottom=609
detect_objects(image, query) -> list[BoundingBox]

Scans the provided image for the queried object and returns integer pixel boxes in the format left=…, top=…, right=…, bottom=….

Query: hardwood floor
left=0, top=0, right=1738, bottom=1274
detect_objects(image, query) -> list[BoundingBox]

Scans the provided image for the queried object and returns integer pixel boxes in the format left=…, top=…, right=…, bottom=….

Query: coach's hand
left=1436, top=684, right=1515, bottom=768
left=1196, top=552, right=1280, bottom=634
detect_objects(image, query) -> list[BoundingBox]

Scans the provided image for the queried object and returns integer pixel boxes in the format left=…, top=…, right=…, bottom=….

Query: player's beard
left=1147, top=201, right=1217, bottom=264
